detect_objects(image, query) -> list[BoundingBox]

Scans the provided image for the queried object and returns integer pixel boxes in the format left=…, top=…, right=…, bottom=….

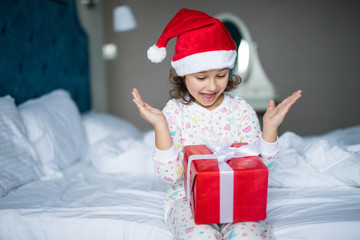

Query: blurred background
left=76, top=0, right=360, bottom=136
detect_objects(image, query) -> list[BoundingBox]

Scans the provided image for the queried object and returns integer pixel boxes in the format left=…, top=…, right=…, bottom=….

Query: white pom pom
left=147, top=44, right=166, bottom=63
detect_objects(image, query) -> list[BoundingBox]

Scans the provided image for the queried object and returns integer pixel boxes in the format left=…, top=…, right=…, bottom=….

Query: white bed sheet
left=267, top=187, right=360, bottom=240
left=0, top=160, right=173, bottom=240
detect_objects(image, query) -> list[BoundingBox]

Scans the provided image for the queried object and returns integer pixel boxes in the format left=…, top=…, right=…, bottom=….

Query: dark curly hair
left=168, top=68, right=242, bottom=104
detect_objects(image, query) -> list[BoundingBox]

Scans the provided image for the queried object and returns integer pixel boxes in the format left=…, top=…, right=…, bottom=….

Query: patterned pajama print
left=153, top=94, right=279, bottom=240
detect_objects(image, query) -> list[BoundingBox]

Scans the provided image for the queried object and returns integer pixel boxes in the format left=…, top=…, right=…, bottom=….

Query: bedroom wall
left=76, top=1, right=108, bottom=112
left=102, top=0, right=360, bottom=136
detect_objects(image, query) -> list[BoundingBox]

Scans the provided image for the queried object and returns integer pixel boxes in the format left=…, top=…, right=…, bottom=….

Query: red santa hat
left=147, top=8, right=237, bottom=76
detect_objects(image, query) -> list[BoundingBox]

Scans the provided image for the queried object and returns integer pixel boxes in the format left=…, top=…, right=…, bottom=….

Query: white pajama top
left=152, top=94, right=279, bottom=221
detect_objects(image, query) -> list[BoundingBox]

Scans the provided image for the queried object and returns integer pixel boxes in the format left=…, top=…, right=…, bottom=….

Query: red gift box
left=183, top=143, right=269, bottom=224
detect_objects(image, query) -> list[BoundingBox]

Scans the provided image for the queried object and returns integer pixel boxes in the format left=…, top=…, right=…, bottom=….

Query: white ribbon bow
left=201, top=138, right=261, bottom=163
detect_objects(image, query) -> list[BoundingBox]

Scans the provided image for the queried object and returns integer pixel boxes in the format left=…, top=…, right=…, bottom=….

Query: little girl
left=132, top=8, right=301, bottom=240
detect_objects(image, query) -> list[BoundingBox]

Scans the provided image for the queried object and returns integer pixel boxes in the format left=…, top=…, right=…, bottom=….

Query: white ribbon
left=186, top=139, right=260, bottom=223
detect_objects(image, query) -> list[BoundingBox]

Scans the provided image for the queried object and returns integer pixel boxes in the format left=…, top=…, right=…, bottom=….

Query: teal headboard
left=0, top=0, right=91, bottom=113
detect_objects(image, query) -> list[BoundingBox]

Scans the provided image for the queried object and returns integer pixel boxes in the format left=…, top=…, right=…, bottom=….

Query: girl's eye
left=217, top=75, right=226, bottom=78
left=196, top=77, right=206, bottom=80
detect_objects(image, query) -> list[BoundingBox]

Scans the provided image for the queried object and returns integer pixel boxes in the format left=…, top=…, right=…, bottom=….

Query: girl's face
left=185, top=68, right=229, bottom=110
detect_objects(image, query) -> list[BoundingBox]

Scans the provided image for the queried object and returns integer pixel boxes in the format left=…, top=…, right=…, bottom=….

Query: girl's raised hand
left=132, top=88, right=167, bottom=127
left=263, top=90, right=302, bottom=131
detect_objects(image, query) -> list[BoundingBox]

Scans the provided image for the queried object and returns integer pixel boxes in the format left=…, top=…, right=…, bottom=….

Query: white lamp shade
left=113, top=5, right=137, bottom=32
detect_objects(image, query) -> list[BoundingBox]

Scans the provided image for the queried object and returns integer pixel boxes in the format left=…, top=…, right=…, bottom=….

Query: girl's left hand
left=263, top=90, right=302, bottom=131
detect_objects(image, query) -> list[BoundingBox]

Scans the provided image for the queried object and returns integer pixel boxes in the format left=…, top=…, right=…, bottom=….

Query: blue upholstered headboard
left=0, top=0, right=91, bottom=113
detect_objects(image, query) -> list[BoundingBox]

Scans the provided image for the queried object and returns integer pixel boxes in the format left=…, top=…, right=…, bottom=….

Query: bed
left=1, top=0, right=360, bottom=239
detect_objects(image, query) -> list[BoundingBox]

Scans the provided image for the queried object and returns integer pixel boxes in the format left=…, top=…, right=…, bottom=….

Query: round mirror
left=215, top=13, right=252, bottom=81
left=216, top=12, right=277, bottom=112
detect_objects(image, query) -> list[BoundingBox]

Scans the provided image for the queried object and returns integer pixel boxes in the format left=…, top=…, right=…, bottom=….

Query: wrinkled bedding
left=269, top=125, right=360, bottom=187
left=1, top=159, right=359, bottom=240
left=1, top=112, right=359, bottom=240
left=0, top=160, right=172, bottom=240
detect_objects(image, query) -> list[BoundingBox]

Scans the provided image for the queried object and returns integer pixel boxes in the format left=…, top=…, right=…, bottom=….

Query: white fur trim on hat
left=147, top=44, right=167, bottom=63
left=171, top=50, right=237, bottom=76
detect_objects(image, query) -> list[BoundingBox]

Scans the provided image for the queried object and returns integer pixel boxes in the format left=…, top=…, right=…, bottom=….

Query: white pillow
left=18, top=90, right=88, bottom=178
left=0, top=96, right=41, bottom=196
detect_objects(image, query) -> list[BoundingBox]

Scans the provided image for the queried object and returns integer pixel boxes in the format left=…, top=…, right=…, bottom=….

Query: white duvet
left=269, top=125, right=360, bottom=188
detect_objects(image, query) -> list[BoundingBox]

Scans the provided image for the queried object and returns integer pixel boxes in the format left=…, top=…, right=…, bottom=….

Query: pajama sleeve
left=236, top=99, right=279, bottom=168
left=152, top=100, right=184, bottom=184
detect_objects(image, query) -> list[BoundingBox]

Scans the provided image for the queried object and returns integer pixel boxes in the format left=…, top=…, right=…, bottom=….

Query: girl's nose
left=207, top=78, right=217, bottom=92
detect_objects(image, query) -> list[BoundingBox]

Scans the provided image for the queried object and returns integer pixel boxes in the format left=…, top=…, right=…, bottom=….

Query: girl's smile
left=200, top=92, right=219, bottom=103
left=185, top=68, right=229, bottom=110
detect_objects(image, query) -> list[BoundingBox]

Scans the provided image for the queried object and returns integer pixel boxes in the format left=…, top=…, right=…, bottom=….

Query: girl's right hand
left=132, top=88, right=173, bottom=150
left=132, top=88, right=167, bottom=127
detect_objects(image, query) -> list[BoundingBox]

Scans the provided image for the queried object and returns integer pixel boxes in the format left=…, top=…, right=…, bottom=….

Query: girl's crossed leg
left=166, top=197, right=274, bottom=240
